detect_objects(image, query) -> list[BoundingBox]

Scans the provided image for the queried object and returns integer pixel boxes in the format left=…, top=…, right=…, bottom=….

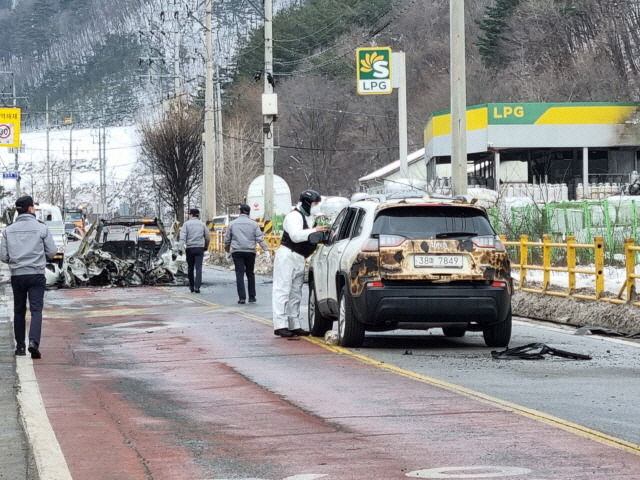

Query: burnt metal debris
left=491, top=343, right=592, bottom=360
left=48, top=218, right=188, bottom=288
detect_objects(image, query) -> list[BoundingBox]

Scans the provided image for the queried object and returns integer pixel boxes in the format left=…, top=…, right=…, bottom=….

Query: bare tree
left=138, top=99, right=203, bottom=223
left=216, top=117, right=262, bottom=212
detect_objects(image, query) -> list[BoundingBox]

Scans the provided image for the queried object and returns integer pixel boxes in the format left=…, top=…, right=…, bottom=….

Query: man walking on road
left=0, top=196, right=56, bottom=358
left=225, top=204, right=270, bottom=304
left=178, top=208, right=210, bottom=293
left=102, top=224, right=110, bottom=242
left=272, top=190, right=327, bottom=337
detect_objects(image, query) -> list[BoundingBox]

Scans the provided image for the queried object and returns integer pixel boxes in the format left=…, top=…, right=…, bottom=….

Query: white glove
left=262, top=251, right=271, bottom=261
left=225, top=252, right=232, bottom=262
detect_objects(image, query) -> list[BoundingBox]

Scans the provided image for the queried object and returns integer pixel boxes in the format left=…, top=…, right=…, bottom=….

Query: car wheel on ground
left=338, top=285, right=365, bottom=347
left=482, top=307, right=512, bottom=347
left=442, top=326, right=467, bottom=337
left=308, top=279, right=333, bottom=337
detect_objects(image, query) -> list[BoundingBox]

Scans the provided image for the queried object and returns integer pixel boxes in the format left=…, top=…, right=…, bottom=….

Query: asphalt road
left=193, top=262, right=640, bottom=446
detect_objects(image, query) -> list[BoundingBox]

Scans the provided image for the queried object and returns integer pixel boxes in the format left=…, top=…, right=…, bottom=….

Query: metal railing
left=501, top=234, right=639, bottom=306
left=208, top=230, right=282, bottom=255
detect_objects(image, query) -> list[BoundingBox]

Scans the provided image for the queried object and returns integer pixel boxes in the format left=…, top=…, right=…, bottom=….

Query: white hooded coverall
left=272, top=206, right=316, bottom=331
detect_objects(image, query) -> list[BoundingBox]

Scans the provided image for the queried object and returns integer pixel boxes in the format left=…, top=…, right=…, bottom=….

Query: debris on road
left=59, top=218, right=188, bottom=288
left=575, top=326, right=626, bottom=337
left=491, top=343, right=592, bottom=360
left=324, top=330, right=338, bottom=345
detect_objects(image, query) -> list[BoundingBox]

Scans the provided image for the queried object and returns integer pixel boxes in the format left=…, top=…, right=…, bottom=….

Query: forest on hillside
left=223, top=0, right=640, bottom=196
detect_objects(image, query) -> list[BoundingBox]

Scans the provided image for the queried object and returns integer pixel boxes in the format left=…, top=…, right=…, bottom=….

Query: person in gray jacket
left=178, top=208, right=211, bottom=293
left=225, top=204, right=270, bottom=304
left=0, top=196, right=56, bottom=358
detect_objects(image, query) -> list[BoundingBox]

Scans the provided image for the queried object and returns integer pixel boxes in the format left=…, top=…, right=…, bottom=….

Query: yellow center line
left=161, top=287, right=640, bottom=456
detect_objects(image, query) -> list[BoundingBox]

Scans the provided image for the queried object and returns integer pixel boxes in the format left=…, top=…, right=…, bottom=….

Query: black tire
left=442, top=326, right=467, bottom=337
left=308, top=279, right=333, bottom=337
left=483, top=307, right=512, bottom=347
left=337, top=285, right=365, bottom=347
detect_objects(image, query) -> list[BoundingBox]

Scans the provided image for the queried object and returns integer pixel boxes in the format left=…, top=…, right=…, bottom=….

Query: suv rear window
left=371, top=206, right=494, bottom=239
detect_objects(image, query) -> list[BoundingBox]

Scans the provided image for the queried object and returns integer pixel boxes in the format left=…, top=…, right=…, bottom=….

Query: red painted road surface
left=32, top=287, right=640, bottom=479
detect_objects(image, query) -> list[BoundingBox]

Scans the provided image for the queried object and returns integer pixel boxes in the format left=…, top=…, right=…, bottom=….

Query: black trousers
left=11, top=274, right=46, bottom=349
left=232, top=251, right=256, bottom=300
left=186, top=247, right=204, bottom=290
left=124, top=233, right=130, bottom=240
left=102, top=232, right=108, bottom=242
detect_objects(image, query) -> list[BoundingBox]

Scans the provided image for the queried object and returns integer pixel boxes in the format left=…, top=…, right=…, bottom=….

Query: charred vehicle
left=308, top=195, right=513, bottom=348
left=61, top=218, right=188, bottom=287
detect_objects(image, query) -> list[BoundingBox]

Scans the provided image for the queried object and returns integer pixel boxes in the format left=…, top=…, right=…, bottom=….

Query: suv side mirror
left=308, top=231, right=324, bottom=245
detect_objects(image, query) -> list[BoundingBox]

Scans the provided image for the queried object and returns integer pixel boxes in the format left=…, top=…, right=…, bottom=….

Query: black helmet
left=239, top=203, right=251, bottom=215
left=299, top=189, right=321, bottom=215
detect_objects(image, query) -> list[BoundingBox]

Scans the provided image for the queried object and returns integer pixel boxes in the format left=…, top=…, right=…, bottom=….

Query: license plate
left=414, top=254, right=463, bottom=268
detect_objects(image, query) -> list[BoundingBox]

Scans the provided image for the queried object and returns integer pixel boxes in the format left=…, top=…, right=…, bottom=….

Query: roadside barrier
left=208, top=230, right=282, bottom=255
left=500, top=234, right=639, bottom=306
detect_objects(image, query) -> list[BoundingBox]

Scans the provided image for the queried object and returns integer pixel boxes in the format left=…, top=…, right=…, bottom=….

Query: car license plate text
left=414, top=254, right=462, bottom=268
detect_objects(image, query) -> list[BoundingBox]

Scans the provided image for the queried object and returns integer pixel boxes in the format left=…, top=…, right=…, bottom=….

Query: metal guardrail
left=208, top=230, right=281, bottom=255
left=500, top=234, right=639, bottom=306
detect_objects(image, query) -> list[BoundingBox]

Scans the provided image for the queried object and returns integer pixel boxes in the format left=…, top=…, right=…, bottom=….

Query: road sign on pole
left=356, top=47, right=393, bottom=95
left=0, top=108, right=20, bottom=148
left=3, top=173, right=18, bottom=179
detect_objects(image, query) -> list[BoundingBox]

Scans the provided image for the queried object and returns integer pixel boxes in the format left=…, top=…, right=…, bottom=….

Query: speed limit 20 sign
left=356, top=47, right=393, bottom=95
left=0, top=108, right=20, bottom=148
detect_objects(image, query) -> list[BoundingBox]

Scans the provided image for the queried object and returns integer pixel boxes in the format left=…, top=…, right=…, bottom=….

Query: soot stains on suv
left=308, top=196, right=513, bottom=348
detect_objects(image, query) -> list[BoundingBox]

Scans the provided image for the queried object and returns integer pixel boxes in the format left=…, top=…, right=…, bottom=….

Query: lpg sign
left=356, top=47, right=392, bottom=95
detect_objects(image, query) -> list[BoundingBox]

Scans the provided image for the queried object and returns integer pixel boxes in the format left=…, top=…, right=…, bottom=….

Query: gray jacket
left=225, top=215, right=269, bottom=253
left=0, top=214, right=57, bottom=276
left=178, top=218, right=211, bottom=250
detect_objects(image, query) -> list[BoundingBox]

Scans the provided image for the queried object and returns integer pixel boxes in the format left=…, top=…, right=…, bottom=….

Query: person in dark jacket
left=0, top=196, right=56, bottom=358
left=178, top=208, right=211, bottom=293
left=225, top=204, right=270, bottom=304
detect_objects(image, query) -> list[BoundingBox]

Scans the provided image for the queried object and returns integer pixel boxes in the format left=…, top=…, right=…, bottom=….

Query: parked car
left=308, top=194, right=513, bottom=347
left=137, top=223, right=162, bottom=242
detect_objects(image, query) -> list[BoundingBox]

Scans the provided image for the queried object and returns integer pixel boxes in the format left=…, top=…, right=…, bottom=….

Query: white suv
left=308, top=195, right=513, bottom=347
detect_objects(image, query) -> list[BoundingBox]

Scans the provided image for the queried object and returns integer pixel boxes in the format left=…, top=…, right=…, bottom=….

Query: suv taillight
left=471, top=235, right=505, bottom=252
left=362, top=234, right=406, bottom=252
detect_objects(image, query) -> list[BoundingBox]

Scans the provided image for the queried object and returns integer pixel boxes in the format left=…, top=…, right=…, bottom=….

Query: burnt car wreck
left=56, top=218, right=188, bottom=287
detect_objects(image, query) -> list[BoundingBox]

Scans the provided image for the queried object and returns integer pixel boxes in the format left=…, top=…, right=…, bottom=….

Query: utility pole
left=263, top=0, right=276, bottom=222
left=450, top=0, right=468, bottom=196
left=215, top=64, right=224, bottom=171
left=12, top=75, right=20, bottom=197
left=203, top=0, right=216, bottom=220
left=68, top=116, right=73, bottom=208
left=46, top=95, right=51, bottom=203
left=102, top=125, right=107, bottom=210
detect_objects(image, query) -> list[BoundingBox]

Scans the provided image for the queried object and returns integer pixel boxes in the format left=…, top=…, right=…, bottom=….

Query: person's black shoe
left=15, top=346, right=26, bottom=356
left=248, top=297, right=256, bottom=303
left=28, top=341, right=41, bottom=359
left=274, top=328, right=294, bottom=337
left=189, top=287, right=194, bottom=293
left=194, top=288, right=201, bottom=293
left=238, top=299, right=246, bottom=304
left=290, top=328, right=310, bottom=336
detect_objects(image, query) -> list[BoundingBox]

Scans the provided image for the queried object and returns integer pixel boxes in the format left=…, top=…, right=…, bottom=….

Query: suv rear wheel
left=338, top=285, right=365, bottom=347
left=482, top=308, right=512, bottom=347
left=308, top=279, right=333, bottom=337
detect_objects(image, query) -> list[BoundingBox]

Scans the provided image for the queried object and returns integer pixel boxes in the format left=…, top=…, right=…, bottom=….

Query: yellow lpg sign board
left=0, top=108, right=20, bottom=148
left=356, top=47, right=392, bottom=95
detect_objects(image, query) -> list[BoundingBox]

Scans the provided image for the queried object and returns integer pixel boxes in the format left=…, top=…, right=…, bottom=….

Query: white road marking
left=16, top=356, right=72, bottom=480
left=406, top=465, right=531, bottom=478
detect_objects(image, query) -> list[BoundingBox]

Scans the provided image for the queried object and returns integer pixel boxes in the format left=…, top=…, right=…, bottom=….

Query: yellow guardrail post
left=567, top=235, right=576, bottom=295
left=542, top=234, right=551, bottom=292
left=625, top=237, right=635, bottom=302
left=594, top=236, right=604, bottom=299
left=519, top=235, right=528, bottom=289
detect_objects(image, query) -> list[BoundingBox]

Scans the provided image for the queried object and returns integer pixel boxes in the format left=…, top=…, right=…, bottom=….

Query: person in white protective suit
left=272, top=190, right=328, bottom=337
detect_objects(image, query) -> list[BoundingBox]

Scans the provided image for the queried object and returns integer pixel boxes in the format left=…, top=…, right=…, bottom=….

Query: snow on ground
left=0, top=125, right=139, bottom=196
left=513, top=263, right=638, bottom=297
